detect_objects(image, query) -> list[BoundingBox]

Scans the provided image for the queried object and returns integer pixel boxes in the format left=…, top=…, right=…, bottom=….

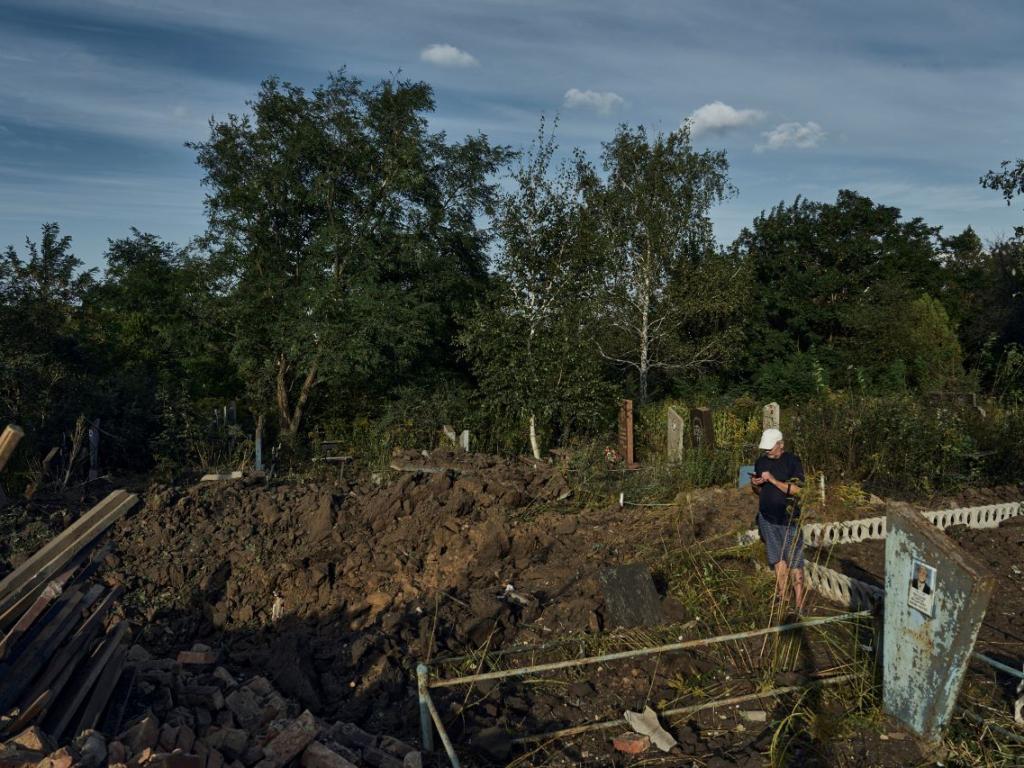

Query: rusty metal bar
left=416, top=663, right=434, bottom=753
left=428, top=611, right=870, bottom=689
left=513, top=674, right=855, bottom=745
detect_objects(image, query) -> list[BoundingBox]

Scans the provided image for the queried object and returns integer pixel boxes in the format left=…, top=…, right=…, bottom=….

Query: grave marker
left=459, top=430, right=471, bottom=453
left=666, top=407, right=684, bottom=463
left=762, top=402, right=780, bottom=431
left=882, top=504, right=994, bottom=743
left=618, top=400, right=637, bottom=468
left=689, top=407, right=715, bottom=449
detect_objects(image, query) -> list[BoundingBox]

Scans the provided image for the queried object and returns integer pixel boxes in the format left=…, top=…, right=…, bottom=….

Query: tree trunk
left=529, top=414, right=541, bottom=460
left=276, top=354, right=318, bottom=440
left=639, top=275, right=651, bottom=404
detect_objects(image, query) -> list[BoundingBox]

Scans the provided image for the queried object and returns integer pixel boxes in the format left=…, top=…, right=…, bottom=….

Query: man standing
left=751, top=428, right=806, bottom=609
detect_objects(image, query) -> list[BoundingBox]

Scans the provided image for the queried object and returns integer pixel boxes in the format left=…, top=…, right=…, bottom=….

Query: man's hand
left=751, top=475, right=766, bottom=486
left=761, top=471, right=775, bottom=483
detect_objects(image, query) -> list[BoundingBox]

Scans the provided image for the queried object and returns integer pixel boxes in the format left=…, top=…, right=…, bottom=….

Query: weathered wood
left=0, top=491, right=135, bottom=626
left=0, top=560, right=81, bottom=662
left=20, top=586, right=123, bottom=711
left=200, top=472, right=243, bottom=481
left=0, top=542, right=110, bottom=641
left=0, top=425, right=25, bottom=473
left=0, top=586, right=100, bottom=710
left=70, top=643, right=127, bottom=737
left=46, top=619, right=129, bottom=740
left=98, top=664, right=137, bottom=736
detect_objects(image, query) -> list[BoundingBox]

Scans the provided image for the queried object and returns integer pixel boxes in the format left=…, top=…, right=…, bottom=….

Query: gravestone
left=666, top=407, right=684, bottom=463
left=618, top=400, right=636, bottom=467
left=689, top=407, right=715, bottom=449
left=762, top=402, right=780, bottom=431
left=459, top=429, right=471, bottom=453
left=883, top=504, right=995, bottom=743
left=599, top=564, right=662, bottom=628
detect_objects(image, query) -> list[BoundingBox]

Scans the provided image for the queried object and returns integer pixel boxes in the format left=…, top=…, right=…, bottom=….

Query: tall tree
left=592, top=124, right=734, bottom=402
left=189, top=71, right=509, bottom=444
left=461, top=122, right=610, bottom=457
left=0, top=224, right=96, bottom=446
left=734, top=191, right=944, bottom=391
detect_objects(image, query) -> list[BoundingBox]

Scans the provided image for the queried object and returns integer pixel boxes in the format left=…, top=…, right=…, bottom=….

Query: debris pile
left=1, top=642, right=423, bottom=768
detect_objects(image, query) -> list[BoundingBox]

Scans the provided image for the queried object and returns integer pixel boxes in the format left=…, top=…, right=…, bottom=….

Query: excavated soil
left=97, top=451, right=943, bottom=767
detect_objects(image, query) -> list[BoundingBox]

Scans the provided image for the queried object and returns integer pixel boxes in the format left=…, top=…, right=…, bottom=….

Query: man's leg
left=791, top=567, right=805, bottom=610
left=773, top=560, right=790, bottom=601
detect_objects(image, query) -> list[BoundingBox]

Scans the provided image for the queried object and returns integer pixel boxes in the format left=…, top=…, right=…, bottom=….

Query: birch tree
left=593, top=125, right=733, bottom=402
left=461, top=123, right=610, bottom=458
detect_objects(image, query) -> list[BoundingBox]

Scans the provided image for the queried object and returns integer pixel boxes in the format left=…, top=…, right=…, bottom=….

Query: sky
left=1, top=0, right=1022, bottom=269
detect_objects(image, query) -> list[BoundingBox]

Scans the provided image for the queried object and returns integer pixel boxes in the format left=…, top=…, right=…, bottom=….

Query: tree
left=460, top=122, right=611, bottom=457
left=734, top=191, right=944, bottom=391
left=0, top=224, right=97, bottom=447
left=189, top=71, right=509, bottom=444
left=592, top=124, right=734, bottom=403
left=981, top=158, right=1024, bottom=238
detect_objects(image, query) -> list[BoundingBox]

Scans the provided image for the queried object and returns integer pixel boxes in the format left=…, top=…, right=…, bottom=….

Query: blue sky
left=1, top=0, right=1022, bottom=268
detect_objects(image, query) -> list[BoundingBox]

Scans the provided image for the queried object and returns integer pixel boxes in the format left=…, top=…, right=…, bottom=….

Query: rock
left=739, top=710, right=767, bottom=723
left=377, top=736, right=414, bottom=758
left=361, top=747, right=403, bottom=768
left=8, top=727, right=57, bottom=754
left=299, top=743, right=357, bottom=768
left=175, top=727, right=196, bottom=754
left=159, top=725, right=181, bottom=753
left=225, top=688, right=263, bottom=730
left=122, top=714, right=161, bottom=755
left=242, top=677, right=274, bottom=698
left=612, top=733, right=650, bottom=755
left=402, top=753, right=422, bottom=768
left=149, top=755, right=204, bottom=768
left=206, top=729, right=249, bottom=760
left=128, top=645, right=154, bottom=663
left=327, top=723, right=375, bottom=751
left=128, top=747, right=155, bottom=768
left=213, top=667, right=238, bottom=689
left=0, top=749, right=45, bottom=768
left=254, top=710, right=317, bottom=768
left=74, top=731, right=106, bottom=768
left=109, top=742, right=128, bottom=764
left=471, top=728, right=511, bottom=763
left=207, top=747, right=225, bottom=768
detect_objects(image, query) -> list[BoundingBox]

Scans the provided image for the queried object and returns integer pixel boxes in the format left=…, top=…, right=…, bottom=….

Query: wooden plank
left=0, top=491, right=126, bottom=603
left=0, top=491, right=136, bottom=625
left=98, top=663, right=136, bottom=737
left=0, top=425, right=25, bottom=473
left=46, top=619, right=128, bottom=741
left=0, top=542, right=110, bottom=661
left=69, top=643, right=127, bottom=737
left=20, top=586, right=122, bottom=710
left=200, top=471, right=243, bottom=481
left=0, top=584, right=102, bottom=711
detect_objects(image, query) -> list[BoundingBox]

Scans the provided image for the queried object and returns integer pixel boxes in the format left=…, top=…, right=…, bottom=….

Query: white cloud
left=686, top=101, right=764, bottom=137
left=756, top=121, right=827, bottom=152
left=420, top=43, right=478, bottom=68
left=563, top=88, right=624, bottom=115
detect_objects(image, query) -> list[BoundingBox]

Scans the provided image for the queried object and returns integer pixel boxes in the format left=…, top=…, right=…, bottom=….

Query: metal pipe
left=972, top=652, right=1024, bottom=681
left=416, top=663, right=434, bottom=753
left=429, top=610, right=871, bottom=689
left=423, top=683, right=462, bottom=768
left=958, top=706, right=1024, bottom=745
left=513, top=674, right=855, bottom=745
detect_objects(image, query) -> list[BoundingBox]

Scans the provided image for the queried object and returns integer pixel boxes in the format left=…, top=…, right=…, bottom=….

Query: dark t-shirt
left=755, top=452, right=805, bottom=525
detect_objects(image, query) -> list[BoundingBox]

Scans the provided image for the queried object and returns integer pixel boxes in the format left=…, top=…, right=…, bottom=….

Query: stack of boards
left=0, top=490, right=138, bottom=745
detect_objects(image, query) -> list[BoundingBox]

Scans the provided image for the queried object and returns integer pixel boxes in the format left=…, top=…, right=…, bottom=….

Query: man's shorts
left=757, top=513, right=805, bottom=568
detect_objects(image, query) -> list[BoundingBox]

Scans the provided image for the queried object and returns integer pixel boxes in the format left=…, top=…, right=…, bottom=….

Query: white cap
left=759, top=428, right=783, bottom=450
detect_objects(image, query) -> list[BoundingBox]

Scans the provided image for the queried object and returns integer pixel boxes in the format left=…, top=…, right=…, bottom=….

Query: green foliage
left=189, top=71, right=510, bottom=443
left=981, top=157, right=1024, bottom=238
left=460, top=121, right=614, bottom=456
left=591, top=123, right=736, bottom=403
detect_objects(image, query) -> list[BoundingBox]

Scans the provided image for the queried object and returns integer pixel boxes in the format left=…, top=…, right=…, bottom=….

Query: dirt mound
left=108, top=453, right=625, bottom=733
